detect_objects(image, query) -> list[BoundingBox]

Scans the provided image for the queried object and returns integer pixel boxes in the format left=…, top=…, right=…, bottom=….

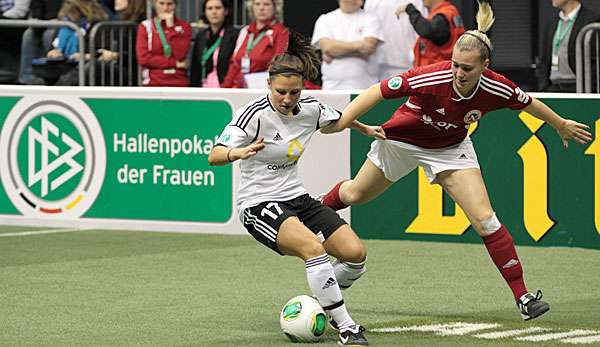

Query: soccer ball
left=279, top=295, right=327, bottom=342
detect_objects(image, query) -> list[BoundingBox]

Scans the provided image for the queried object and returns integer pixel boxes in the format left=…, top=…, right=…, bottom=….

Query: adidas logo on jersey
left=458, top=153, right=469, bottom=159
left=273, top=132, right=283, bottom=141
left=322, top=277, right=337, bottom=290
left=436, top=108, right=445, bottom=115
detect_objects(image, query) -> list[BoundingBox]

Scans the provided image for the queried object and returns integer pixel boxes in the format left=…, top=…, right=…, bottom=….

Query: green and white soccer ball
left=279, top=295, right=327, bottom=342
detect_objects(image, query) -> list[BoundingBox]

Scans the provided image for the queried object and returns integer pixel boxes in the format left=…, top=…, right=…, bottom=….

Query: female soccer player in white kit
left=320, top=0, right=592, bottom=321
left=208, top=32, right=385, bottom=346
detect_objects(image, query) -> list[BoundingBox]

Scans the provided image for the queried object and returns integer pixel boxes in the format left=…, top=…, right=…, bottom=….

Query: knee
left=474, top=212, right=501, bottom=236
left=298, top=241, right=327, bottom=260
left=339, top=242, right=367, bottom=263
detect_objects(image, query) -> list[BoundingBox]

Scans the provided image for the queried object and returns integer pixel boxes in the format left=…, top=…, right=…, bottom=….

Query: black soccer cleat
left=338, top=325, right=369, bottom=346
left=517, top=290, right=550, bottom=320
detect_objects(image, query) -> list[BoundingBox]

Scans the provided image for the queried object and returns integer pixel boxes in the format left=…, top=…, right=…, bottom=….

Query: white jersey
left=216, top=95, right=342, bottom=215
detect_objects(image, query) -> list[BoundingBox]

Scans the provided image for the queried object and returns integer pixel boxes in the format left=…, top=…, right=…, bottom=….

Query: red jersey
left=379, top=61, right=532, bottom=148
left=136, top=18, right=192, bottom=87
left=222, top=19, right=289, bottom=88
left=414, top=1, right=464, bottom=66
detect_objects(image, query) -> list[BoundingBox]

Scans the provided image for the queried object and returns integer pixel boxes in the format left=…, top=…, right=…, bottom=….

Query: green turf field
left=1, top=226, right=599, bottom=346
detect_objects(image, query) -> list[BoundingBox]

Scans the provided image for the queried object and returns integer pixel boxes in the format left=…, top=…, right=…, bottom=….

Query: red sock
left=321, top=180, right=349, bottom=211
left=482, top=225, right=528, bottom=300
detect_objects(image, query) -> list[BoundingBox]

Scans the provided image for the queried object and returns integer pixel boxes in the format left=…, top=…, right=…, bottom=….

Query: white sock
left=305, top=254, right=355, bottom=330
left=332, top=258, right=366, bottom=289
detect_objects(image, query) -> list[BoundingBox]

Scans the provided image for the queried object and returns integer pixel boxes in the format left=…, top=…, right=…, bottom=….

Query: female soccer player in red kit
left=320, top=0, right=592, bottom=320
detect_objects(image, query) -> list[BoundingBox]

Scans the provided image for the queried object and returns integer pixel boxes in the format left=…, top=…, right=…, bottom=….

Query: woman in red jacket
left=136, top=0, right=192, bottom=86
left=221, top=0, right=288, bottom=88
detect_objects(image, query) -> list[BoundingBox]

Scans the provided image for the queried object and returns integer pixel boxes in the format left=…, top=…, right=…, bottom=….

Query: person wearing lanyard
left=221, top=0, right=289, bottom=88
left=190, top=0, right=239, bottom=87
left=536, top=0, right=600, bottom=92
left=136, top=0, right=192, bottom=87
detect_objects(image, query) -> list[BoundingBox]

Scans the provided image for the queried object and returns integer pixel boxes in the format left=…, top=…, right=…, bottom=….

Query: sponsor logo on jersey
left=287, top=139, right=304, bottom=163
left=436, top=108, right=445, bottom=115
left=464, top=109, right=482, bottom=124
left=273, top=132, right=283, bottom=141
left=267, top=161, right=298, bottom=171
left=220, top=133, right=231, bottom=143
left=420, top=114, right=459, bottom=131
left=387, top=77, right=403, bottom=90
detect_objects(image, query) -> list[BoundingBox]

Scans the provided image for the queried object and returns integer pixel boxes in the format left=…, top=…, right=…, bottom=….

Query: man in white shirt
left=364, top=0, right=426, bottom=80
left=311, top=0, right=384, bottom=90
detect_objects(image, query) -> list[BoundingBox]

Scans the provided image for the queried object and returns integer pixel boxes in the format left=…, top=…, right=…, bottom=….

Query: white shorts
left=367, top=137, right=480, bottom=183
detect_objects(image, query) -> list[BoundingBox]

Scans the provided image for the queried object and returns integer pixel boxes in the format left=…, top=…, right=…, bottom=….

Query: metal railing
left=0, top=19, right=86, bottom=86
left=575, top=22, right=600, bottom=93
left=88, top=21, right=139, bottom=86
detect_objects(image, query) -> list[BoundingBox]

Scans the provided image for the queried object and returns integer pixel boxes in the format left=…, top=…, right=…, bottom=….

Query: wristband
left=227, top=148, right=233, bottom=162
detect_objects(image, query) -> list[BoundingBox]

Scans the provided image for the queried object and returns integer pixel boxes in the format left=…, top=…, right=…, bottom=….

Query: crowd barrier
left=0, top=86, right=598, bottom=249
left=576, top=22, right=600, bottom=93
left=0, top=19, right=86, bottom=86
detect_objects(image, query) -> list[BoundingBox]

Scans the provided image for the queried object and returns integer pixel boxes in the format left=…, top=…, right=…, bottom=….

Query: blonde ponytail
left=455, top=0, right=495, bottom=61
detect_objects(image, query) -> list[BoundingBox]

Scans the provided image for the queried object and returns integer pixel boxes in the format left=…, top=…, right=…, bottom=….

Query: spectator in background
left=136, top=0, right=192, bottom=86
left=396, top=0, right=464, bottom=67
left=536, top=0, right=600, bottom=92
left=32, top=0, right=108, bottom=85
left=311, top=0, right=383, bottom=90
left=190, top=0, right=239, bottom=87
left=93, top=0, right=146, bottom=85
left=365, top=0, right=426, bottom=79
left=46, top=0, right=107, bottom=61
left=0, top=0, right=31, bottom=18
left=221, top=0, right=288, bottom=88
left=17, top=0, right=63, bottom=84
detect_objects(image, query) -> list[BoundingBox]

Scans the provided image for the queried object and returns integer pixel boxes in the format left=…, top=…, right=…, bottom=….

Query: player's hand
left=360, top=125, right=386, bottom=140
left=395, top=4, right=408, bottom=18
left=236, top=138, right=265, bottom=160
left=557, top=119, right=592, bottom=148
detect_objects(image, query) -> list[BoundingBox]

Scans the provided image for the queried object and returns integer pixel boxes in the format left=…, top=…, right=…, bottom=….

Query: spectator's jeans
left=19, top=28, right=55, bottom=84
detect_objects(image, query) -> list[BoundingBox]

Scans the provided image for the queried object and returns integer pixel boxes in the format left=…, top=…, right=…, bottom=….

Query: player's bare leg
left=322, top=159, right=393, bottom=210
left=277, top=218, right=368, bottom=344
left=324, top=225, right=367, bottom=289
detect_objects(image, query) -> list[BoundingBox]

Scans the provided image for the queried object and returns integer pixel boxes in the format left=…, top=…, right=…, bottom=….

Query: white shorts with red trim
left=366, top=137, right=480, bottom=183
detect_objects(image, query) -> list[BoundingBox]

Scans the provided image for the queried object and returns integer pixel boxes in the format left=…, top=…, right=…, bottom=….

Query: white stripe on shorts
left=244, top=209, right=277, bottom=242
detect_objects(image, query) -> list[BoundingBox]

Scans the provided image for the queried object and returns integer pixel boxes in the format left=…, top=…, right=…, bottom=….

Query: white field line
left=561, top=335, right=600, bottom=344
left=474, top=327, right=550, bottom=339
left=371, top=322, right=499, bottom=336
left=0, top=228, right=84, bottom=237
left=516, top=330, right=599, bottom=342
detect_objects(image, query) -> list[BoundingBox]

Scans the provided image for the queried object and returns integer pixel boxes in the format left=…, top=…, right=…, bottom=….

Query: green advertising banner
left=0, top=94, right=232, bottom=223
left=350, top=95, right=600, bottom=249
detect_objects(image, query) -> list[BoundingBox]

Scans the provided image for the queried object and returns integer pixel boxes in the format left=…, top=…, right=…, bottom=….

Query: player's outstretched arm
left=523, top=98, right=593, bottom=148
left=321, top=83, right=384, bottom=134
left=208, top=138, right=265, bottom=166
left=350, top=121, right=386, bottom=140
